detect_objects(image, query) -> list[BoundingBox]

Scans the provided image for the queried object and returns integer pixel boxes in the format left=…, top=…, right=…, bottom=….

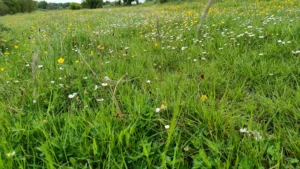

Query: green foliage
left=0, top=0, right=10, bottom=16
left=69, top=2, right=81, bottom=10
left=2, top=0, right=36, bottom=14
left=0, top=0, right=300, bottom=168
left=37, top=1, right=47, bottom=9
left=82, top=0, right=103, bottom=9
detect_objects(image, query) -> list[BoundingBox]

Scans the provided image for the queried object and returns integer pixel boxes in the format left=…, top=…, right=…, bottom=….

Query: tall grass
left=0, top=0, right=299, bottom=168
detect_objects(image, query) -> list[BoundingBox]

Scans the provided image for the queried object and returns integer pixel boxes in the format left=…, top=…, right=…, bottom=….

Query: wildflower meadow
left=0, top=0, right=300, bottom=168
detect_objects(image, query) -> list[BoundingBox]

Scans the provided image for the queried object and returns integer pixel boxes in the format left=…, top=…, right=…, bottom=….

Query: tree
left=82, top=0, right=103, bottom=9
left=2, top=0, right=36, bottom=14
left=0, top=0, right=10, bottom=16
left=69, top=2, right=81, bottom=10
left=37, top=0, right=47, bottom=9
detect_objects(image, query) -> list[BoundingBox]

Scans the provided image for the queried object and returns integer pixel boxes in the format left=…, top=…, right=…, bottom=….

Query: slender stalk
left=197, top=0, right=214, bottom=38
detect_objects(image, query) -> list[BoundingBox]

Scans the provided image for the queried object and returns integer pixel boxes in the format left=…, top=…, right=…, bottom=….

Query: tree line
left=0, top=0, right=189, bottom=16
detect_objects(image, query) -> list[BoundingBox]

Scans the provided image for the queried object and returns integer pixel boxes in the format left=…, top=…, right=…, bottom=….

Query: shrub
left=69, top=2, right=81, bottom=10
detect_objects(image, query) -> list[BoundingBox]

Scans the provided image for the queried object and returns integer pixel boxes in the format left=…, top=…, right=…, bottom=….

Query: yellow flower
left=4, top=51, right=9, bottom=55
left=1, top=40, right=7, bottom=43
left=42, top=120, right=47, bottom=124
left=0, top=67, right=4, bottom=71
left=44, top=51, right=48, bottom=54
left=201, top=95, right=208, bottom=102
left=75, top=60, right=79, bottom=63
left=212, top=24, right=216, bottom=27
left=160, top=104, right=166, bottom=110
left=58, top=57, right=64, bottom=64
left=154, top=43, right=158, bottom=47
left=14, top=45, right=19, bottom=49
left=221, top=21, right=225, bottom=25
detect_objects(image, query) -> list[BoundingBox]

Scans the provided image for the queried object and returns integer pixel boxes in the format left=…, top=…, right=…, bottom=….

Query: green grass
left=0, top=0, right=300, bottom=168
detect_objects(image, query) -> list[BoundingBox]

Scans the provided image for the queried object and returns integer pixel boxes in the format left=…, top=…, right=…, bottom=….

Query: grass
left=0, top=0, right=300, bottom=168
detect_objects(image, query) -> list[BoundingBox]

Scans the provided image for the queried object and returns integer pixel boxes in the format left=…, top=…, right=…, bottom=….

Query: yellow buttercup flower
left=0, top=67, right=4, bottom=72
left=58, top=57, right=65, bottom=64
left=14, top=45, right=19, bottom=49
left=201, top=95, right=208, bottom=102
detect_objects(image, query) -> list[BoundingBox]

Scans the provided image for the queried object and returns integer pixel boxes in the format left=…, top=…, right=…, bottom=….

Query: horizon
left=36, top=0, right=144, bottom=3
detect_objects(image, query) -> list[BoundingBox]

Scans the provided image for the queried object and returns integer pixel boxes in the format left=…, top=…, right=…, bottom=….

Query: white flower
left=38, top=65, right=43, bottom=68
left=164, top=125, right=170, bottom=129
left=101, top=83, right=108, bottom=87
left=96, top=98, right=104, bottom=102
left=193, top=59, right=197, bottom=62
left=33, top=100, right=37, bottom=104
left=239, top=128, right=248, bottom=133
left=68, top=93, right=77, bottom=99
left=146, top=80, right=151, bottom=84
left=7, top=151, right=16, bottom=157
left=59, top=67, right=64, bottom=70
left=94, top=85, right=98, bottom=90
left=50, top=81, right=55, bottom=84
left=181, top=46, right=188, bottom=51
left=104, top=76, right=111, bottom=81
left=292, top=50, right=300, bottom=54
left=155, top=108, right=161, bottom=113
left=252, top=131, right=262, bottom=140
left=25, top=63, right=30, bottom=67
left=259, top=53, right=264, bottom=56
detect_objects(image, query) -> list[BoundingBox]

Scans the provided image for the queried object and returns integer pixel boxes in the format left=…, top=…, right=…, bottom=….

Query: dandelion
left=14, top=45, right=19, bottom=49
left=58, top=57, right=64, bottom=64
left=164, top=125, right=170, bottom=129
left=0, top=67, right=4, bottom=72
left=201, top=95, right=208, bottom=102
